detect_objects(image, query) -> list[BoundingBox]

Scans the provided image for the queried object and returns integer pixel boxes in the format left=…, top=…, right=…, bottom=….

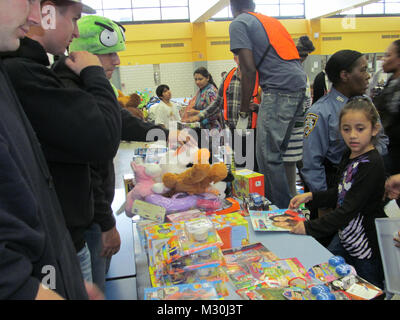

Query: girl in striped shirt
left=289, top=97, right=386, bottom=288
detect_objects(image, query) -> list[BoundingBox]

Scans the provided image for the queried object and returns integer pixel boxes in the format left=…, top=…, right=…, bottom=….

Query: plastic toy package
left=305, top=256, right=384, bottom=300
left=241, top=193, right=272, bottom=215
left=180, top=217, right=224, bottom=255
left=164, top=247, right=225, bottom=275
left=149, top=247, right=225, bottom=288
left=149, top=264, right=230, bottom=297
left=144, top=222, right=184, bottom=267
left=246, top=258, right=312, bottom=289
left=145, top=217, right=224, bottom=267
left=166, top=209, right=205, bottom=223
left=236, top=283, right=286, bottom=300
left=282, top=274, right=383, bottom=301
left=205, top=197, right=241, bottom=216
left=280, top=256, right=384, bottom=300
left=144, top=282, right=221, bottom=300
left=222, top=243, right=280, bottom=290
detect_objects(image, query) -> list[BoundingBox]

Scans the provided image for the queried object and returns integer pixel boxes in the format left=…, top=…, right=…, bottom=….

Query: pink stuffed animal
left=125, top=161, right=162, bottom=217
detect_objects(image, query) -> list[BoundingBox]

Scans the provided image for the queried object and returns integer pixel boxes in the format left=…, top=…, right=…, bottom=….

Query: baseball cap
left=68, top=0, right=96, bottom=14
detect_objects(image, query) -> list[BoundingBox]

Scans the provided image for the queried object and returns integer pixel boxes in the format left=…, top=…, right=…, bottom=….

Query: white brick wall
left=207, top=60, right=237, bottom=87
left=119, top=60, right=237, bottom=98
left=120, top=65, right=155, bottom=95
left=160, top=62, right=196, bottom=98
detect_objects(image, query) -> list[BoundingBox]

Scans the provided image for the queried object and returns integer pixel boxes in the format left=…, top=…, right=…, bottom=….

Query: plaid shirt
left=200, top=69, right=253, bottom=130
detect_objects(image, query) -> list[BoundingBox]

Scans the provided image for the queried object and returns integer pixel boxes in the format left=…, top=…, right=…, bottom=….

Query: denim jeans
left=77, top=242, right=93, bottom=283
left=84, top=223, right=111, bottom=293
left=328, top=234, right=384, bottom=289
left=256, top=89, right=305, bottom=208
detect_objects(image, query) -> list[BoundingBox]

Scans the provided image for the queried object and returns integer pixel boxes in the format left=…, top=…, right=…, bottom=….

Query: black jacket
left=52, top=56, right=169, bottom=229
left=305, top=149, right=386, bottom=258
left=373, top=76, right=400, bottom=152
left=1, top=38, right=122, bottom=251
left=0, top=59, right=87, bottom=299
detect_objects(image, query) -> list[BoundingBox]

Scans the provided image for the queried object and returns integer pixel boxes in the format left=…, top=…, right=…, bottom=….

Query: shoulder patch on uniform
left=304, top=113, right=319, bottom=137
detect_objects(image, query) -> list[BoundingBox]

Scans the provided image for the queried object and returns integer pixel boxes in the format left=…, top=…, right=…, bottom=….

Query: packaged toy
left=209, top=212, right=249, bottom=250
left=232, top=169, right=264, bottom=198
left=144, top=282, right=220, bottom=300
left=166, top=209, right=205, bottom=223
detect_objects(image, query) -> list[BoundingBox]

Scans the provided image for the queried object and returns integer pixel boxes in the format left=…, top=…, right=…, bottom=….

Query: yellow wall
left=119, top=16, right=400, bottom=66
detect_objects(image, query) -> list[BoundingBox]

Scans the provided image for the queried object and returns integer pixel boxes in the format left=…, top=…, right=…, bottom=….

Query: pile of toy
left=123, top=140, right=383, bottom=301
left=223, top=245, right=384, bottom=300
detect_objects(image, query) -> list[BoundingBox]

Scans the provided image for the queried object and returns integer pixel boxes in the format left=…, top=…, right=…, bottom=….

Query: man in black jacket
left=52, top=15, right=168, bottom=292
left=0, top=0, right=91, bottom=300
left=1, top=0, right=122, bottom=285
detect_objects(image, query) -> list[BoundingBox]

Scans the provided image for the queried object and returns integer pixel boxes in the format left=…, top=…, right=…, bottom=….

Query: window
left=338, top=0, right=400, bottom=16
left=87, top=0, right=190, bottom=22
left=385, top=0, right=400, bottom=13
left=211, top=0, right=305, bottom=20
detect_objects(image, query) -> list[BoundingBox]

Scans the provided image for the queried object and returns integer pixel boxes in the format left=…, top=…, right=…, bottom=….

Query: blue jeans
left=328, top=234, right=384, bottom=289
left=256, top=89, right=305, bottom=208
left=77, top=243, right=93, bottom=283
left=84, top=223, right=111, bottom=293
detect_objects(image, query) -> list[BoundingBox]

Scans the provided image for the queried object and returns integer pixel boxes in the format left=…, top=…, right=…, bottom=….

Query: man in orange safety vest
left=229, top=0, right=307, bottom=208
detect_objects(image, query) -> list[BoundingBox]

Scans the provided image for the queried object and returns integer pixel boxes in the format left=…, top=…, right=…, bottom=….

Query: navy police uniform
left=302, top=88, right=348, bottom=193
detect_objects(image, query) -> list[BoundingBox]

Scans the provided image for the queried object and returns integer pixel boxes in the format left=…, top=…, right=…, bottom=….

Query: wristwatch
left=239, top=111, right=249, bottom=118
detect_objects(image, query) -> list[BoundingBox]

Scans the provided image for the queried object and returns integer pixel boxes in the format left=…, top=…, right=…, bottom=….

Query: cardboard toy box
left=209, top=212, right=249, bottom=250
left=232, top=169, right=264, bottom=198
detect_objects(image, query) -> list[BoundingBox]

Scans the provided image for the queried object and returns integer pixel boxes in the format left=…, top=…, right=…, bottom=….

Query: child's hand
left=289, top=192, right=313, bottom=209
left=290, top=222, right=306, bottom=235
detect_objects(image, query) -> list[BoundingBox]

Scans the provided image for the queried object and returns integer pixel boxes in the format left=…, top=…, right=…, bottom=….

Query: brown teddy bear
left=162, top=149, right=228, bottom=195
left=117, top=91, right=144, bottom=120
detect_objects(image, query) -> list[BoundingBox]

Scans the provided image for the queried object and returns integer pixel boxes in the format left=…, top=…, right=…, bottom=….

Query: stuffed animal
left=152, top=132, right=199, bottom=194
left=162, top=149, right=228, bottom=195
left=118, top=92, right=144, bottom=120
left=125, top=160, right=162, bottom=217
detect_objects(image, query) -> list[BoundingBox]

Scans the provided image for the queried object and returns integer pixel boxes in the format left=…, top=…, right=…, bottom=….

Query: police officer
left=301, top=50, right=388, bottom=246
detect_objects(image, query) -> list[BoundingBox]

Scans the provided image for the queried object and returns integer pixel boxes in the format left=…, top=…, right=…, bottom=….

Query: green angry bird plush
left=69, top=15, right=126, bottom=55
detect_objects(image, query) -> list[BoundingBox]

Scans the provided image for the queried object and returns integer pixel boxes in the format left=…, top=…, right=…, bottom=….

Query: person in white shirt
left=151, top=84, right=181, bottom=130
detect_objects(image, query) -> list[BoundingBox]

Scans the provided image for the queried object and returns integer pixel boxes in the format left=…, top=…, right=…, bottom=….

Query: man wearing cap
left=1, top=0, right=122, bottom=287
left=52, top=15, right=168, bottom=292
left=229, top=0, right=307, bottom=209
left=0, top=0, right=98, bottom=300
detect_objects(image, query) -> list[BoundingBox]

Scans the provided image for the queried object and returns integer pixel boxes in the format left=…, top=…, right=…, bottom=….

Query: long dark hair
left=193, top=67, right=218, bottom=90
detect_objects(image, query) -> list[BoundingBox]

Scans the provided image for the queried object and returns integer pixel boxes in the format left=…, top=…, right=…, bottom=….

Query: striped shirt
left=283, top=77, right=312, bottom=162
left=337, top=154, right=372, bottom=259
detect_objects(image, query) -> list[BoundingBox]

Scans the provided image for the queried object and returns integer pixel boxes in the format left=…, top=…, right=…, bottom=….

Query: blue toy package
left=144, top=281, right=221, bottom=300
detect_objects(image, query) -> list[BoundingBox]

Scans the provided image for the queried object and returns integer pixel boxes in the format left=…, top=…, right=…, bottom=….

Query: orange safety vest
left=223, top=67, right=259, bottom=129
left=248, top=12, right=300, bottom=61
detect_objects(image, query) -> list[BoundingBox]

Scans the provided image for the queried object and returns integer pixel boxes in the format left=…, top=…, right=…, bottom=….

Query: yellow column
left=309, top=18, right=322, bottom=55
left=192, top=22, right=208, bottom=62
